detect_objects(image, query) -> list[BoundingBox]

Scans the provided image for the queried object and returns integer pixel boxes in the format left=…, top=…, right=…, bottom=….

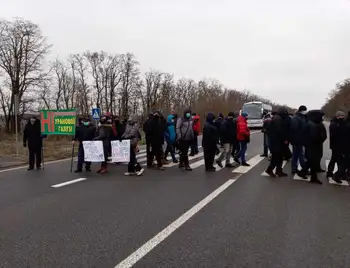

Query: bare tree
left=0, top=18, right=51, bottom=132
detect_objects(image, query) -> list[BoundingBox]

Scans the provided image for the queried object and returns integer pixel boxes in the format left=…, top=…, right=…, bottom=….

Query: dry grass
left=0, top=133, right=77, bottom=162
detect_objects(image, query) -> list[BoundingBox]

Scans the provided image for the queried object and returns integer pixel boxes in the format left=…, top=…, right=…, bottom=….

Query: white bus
left=241, top=101, right=272, bottom=128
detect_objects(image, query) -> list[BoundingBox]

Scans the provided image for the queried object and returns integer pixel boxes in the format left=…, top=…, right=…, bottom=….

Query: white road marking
left=325, top=160, right=349, bottom=186
left=51, top=178, right=87, bottom=188
left=114, top=177, right=239, bottom=268
left=233, top=154, right=265, bottom=174
left=261, top=161, right=288, bottom=176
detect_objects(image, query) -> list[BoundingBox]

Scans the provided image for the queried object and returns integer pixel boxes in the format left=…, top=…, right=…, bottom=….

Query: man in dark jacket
left=264, top=107, right=289, bottom=177
left=216, top=112, right=237, bottom=168
left=73, top=116, right=96, bottom=173
left=327, top=111, right=346, bottom=183
left=214, top=113, right=224, bottom=155
left=23, top=116, right=44, bottom=170
left=202, top=112, right=219, bottom=171
left=146, top=110, right=166, bottom=170
left=297, top=110, right=327, bottom=184
left=290, top=105, right=308, bottom=174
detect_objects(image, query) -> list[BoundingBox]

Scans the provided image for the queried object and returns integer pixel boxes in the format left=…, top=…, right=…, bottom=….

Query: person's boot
left=216, top=160, right=223, bottom=168
left=85, top=166, right=91, bottom=172
left=99, top=167, right=108, bottom=174
left=276, top=170, right=288, bottom=177
left=234, top=157, right=240, bottom=165
left=297, top=170, right=308, bottom=180
left=225, top=163, right=234, bottom=168
left=185, top=165, right=192, bottom=171
left=265, top=169, right=276, bottom=177
left=310, top=176, right=323, bottom=184
left=27, top=166, right=34, bottom=171
left=36, top=165, right=41, bottom=170
left=241, top=162, right=250, bottom=167
left=74, top=169, right=82, bottom=173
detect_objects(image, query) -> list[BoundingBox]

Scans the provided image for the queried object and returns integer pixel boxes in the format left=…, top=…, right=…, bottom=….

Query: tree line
left=0, top=18, right=295, bottom=133
left=322, top=79, right=350, bottom=118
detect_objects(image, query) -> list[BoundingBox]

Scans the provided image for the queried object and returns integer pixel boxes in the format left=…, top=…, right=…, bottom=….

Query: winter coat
left=193, top=115, right=201, bottom=134
left=95, top=124, right=114, bottom=151
left=220, top=118, right=237, bottom=144
left=176, top=116, right=194, bottom=141
left=23, top=119, right=43, bottom=149
left=329, top=118, right=346, bottom=152
left=236, top=116, right=250, bottom=141
left=202, top=120, right=219, bottom=150
left=262, top=115, right=272, bottom=134
left=267, top=107, right=290, bottom=153
left=74, top=124, right=96, bottom=143
left=303, top=110, right=327, bottom=160
left=290, top=112, right=307, bottom=146
left=147, top=116, right=166, bottom=146
left=165, top=114, right=176, bottom=144
left=122, top=121, right=140, bottom=147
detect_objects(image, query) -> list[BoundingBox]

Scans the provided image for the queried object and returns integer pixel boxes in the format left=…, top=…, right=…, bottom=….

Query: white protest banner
left=82, top=140, right=105, bottom=162
left=111, top=140, right=130, bottom=162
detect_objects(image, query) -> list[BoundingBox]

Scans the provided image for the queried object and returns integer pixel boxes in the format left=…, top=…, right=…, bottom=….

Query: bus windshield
left=242, top=103, right=262, bottom=119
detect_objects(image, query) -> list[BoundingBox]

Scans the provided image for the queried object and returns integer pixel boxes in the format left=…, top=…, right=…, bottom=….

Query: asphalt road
left=1, top=125, right=350, bottom=268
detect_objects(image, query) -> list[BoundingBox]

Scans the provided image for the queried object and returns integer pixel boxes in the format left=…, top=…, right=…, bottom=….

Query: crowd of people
left=22, top=105, right=350, bottom=181
left=261, top=105, right=350, bottom=185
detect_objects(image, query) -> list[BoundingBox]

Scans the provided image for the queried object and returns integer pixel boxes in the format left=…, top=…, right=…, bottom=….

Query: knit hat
left=298, top=105, right=307, bottom=112
left=335, top=111, right=345, bottom=117
left=241, top=112, right=248, bottom=118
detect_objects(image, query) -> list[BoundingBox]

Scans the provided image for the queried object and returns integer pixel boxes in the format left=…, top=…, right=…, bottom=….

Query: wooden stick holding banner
left=70, top=143, right=75, bottom=172
left=39, top=109, right=77, bottom=171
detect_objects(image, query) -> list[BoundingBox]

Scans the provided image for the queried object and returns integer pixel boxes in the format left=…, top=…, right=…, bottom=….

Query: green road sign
left=40, top=109, right=77, bottom=135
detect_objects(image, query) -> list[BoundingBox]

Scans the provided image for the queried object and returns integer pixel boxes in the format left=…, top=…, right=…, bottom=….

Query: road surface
left=1, top=127, right=349, bottom=268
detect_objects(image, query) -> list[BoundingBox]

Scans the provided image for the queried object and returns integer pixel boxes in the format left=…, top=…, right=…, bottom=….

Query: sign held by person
left=40, top=109, right=77, bottom=135
left=111, top=140, right=130, bottom=162
left=82, top=141, right=105, bottom=162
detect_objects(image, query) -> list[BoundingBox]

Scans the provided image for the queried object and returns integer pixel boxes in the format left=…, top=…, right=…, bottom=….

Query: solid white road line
left=261, top=161, right=288, bottom=176
left=233, top=154, right=265, bottom=174
left=114, top=178, right=239, bottom=268
left=51, top=178, right=87, bottom=188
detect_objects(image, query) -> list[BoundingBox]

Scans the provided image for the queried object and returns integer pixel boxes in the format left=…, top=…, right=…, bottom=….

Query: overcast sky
left=2, top=0, right=350, bottom=109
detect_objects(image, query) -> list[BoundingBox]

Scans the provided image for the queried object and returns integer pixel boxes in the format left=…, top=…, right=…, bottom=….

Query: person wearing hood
left=326, top=111, right=346, bottom=183
left=236, top=112, right=250, bottom=166
left=176, top=108, right=194, bottom=171
left=297, top=110, right=327, bottom=184
left=202, top=112, right=219, bottom=171
left=190, top=113, right=201, bottom=156
left=122, top=116, right=144, bottom=176
left=164, top=114, right=178, bottom=163
left=264, top=107, right=289, bottom=177
left=290, top=105, right=308, bottom=174
left=23, top=116, right=44, bottom=170
left=72, top=115, right=96, bottom=173
left=94, top=114, right=114, bottom=174
left=216, top=112, right=237, bottom=168
left=146, top=110, right=166, bottom=170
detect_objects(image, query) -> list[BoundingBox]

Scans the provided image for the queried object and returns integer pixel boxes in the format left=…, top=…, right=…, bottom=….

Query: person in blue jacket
left=164, top=114, right=178, bottom=163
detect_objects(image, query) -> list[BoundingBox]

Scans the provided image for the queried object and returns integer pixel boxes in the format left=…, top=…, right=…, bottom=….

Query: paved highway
left=1, top=127, right=350, bottom=268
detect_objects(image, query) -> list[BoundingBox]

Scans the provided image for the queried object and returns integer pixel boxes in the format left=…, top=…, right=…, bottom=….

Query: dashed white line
left=114, top=177, right=239, bottom=268
left=51, top=178, right=87, bottom=188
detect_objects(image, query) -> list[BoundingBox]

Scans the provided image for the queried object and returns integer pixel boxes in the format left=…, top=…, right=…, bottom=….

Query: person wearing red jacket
left=190, top=113, right=201, bottom=156
left=236, top=112, right=250, bottom=166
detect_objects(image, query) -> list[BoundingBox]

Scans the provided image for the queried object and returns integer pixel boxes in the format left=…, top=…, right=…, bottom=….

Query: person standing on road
left=72, top=116, right=96, bottom=173
left=23, top=115, right=44, bottom=171
left=260, top=112, right=272, bottom=157
left=190, top=113, right=200, bottom=156
left=297, top=110, right=327, bottom=184
left=146, top=110, right=166, bottom=170
left=326, top=111, right=346, bottom=183
left=176, top=108, right=194, bottom=171
left=94, top=114, right=113, bottom=174
left=290, top=105, right=308, bottom=174
left=202, top=112, right=219, bottom=171
left=236, top=112, right=250, bottom=166
left=122, top=116, right=144, bottom=176
left=216, top=112, right=237, bottom=168
left=344, top=111, right=350, bottom=176
left=214, top=113, right=224, bottom=155
left=164, top=114, right=178, bottom=163
left=264, top=107, right=289, bottom=177
left=143, top=112, right=153, bottom=164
